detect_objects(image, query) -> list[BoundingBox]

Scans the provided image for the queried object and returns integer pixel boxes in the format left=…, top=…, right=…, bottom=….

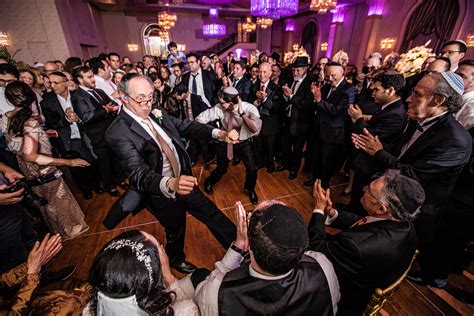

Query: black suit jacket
left=309, top=211, right=417, bottom=314
left=283, top=75, right=315, bottom=136
left=314, top=80, right=357, bottom=144
left=71, top=88, right=116, bottom=148
left=374, top=113, right=472, bottom=243
left=249, top=80, right=283, bottom=135
left=181, top=69, right=217, bottom=106
left=355, top=78, right=378, bottom=115
left=232, top=76, right=252, bottom=102
left=352, top=99, right=407, bottom=175
left=40, top=91, right=88, bottom=156
left=103, top=107, right=214, bottom=228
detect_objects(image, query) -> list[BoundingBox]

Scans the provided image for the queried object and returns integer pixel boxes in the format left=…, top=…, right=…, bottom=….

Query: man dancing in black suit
left=311, top=170, right=423, bottom=314
left=104, top=75, right=237, bottom=273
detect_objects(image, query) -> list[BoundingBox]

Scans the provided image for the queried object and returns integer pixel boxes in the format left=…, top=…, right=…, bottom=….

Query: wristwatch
left=230, top=242, right=248, bottom=256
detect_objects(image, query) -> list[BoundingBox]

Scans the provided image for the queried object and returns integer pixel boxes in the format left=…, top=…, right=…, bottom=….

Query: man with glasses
left=40, top=71, right=101, bottom=200
left=352, top=72, right=472, bottom=287
left=310, top=170, right=423, bottom=314
left=440, top=40, right=467, bottom=71
left=104, top=75, right=238, bottom=274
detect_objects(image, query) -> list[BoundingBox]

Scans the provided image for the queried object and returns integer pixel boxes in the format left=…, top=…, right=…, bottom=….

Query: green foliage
left=0, top=45, right=28, bottom=68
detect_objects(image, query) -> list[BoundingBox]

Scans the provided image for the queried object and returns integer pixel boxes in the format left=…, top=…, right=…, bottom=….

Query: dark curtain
left=301, top=22, right=317, bottom=61
left=400, top=0, right=459, bottom=53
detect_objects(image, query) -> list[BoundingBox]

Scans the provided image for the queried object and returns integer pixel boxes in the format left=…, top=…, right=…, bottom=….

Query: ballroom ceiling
left=88, top=0, right=368, bottom=17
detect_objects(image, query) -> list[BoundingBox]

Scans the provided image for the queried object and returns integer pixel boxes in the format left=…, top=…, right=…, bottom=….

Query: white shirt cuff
left=159, top=176, right=176, bottom=199
left=312, top=208, right=339, bottom=225
left=211, top=128, right=221, bottom=139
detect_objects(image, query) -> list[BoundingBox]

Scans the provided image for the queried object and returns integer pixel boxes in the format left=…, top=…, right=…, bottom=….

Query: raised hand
left=347, top=104, right=363, bottom=122
left=234, top=201, right=250, bottom=251
left=352, top=128, right=383, bottom=156
left=27, top=233, right=62, bottom=274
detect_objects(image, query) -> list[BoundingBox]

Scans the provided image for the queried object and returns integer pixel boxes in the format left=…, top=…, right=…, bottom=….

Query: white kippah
left=223, top=86, right=239, bottom=95
left=440, top=71, right=464, bottom=95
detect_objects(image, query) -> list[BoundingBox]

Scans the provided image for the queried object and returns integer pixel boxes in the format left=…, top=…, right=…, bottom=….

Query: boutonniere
left=151, top=109, right=163, bottom=124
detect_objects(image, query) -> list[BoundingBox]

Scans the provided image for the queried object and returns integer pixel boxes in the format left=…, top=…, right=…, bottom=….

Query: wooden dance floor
left=49, top=162, right=474, bottom=315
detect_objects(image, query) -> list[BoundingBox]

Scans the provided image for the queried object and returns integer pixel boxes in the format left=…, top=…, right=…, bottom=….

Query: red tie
left=260, top=84, right=265, bottom=92
left=350, top=216, right=368, bottom=228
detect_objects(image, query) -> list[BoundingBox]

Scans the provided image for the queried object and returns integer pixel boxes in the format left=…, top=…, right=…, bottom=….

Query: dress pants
left=146, top=187, right=236, bottom=264
left=93, top=145, right=122, bottom=190
left=254, top=134, right=278, bottom=169
left=207, top=141, right=258, bottom=191
left=312, top=140, right=345, bottom=189
left=0, top=204, right=38, bottom=274
left=67, top=139, right=101, bottom=192
left=281, top=128, right=306, bottom=173
left=188, top=139, right=212, bottom=164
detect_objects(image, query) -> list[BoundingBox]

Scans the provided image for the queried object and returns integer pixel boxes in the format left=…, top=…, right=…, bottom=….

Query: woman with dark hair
left=64, top=56, right=82, bottom=74
left=149, top=72, right=171, bottom=109
left=160, top=66, right=172, bottom=87
left=19, top=68, right=45, bottom=119
left=112, top=70, right=124, bottom=86
left=147, top=65, right=158, bottom=74
left=88, top=230, right=198, bottom=315
left=0, top=81, right=89, bottom=240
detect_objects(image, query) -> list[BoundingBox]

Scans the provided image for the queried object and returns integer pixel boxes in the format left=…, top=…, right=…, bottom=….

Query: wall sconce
left=467, top=35, right=474, bottom=47
left=380, top=38, right=396, bottom=50
left=0, top=32, right=9, bottom=46
left=321, top=42, right=328, bottom=51
left=177, top=44, right=186, bottom=51
left=127, top=44, right=139, bottom=52
left=292, top=43, right=300, bottom=51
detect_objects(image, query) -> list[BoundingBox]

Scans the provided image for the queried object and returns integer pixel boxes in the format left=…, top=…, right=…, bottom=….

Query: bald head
left=258, top=62, right=272, bottom=83
left=326, top=63, right=344, bottom=86
left=122, top=76, right=155, bottom=119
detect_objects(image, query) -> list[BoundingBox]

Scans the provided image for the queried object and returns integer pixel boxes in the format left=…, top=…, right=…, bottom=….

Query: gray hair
left=117, top=74, right=153, bottom=95
left=378, top=170, right=422, bottom=221
left=428, top=72, right=463, bottom=112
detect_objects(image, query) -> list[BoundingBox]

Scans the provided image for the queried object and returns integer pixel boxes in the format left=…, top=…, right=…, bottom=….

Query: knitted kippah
left=440, top=71, right=464, bottom=95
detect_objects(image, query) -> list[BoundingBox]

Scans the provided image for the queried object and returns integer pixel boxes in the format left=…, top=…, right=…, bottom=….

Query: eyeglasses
left=440, top=50, right=461, bottom=56
left=0, top=78, right=16, bottom=87
left=125, top=93, right=155, bottom=106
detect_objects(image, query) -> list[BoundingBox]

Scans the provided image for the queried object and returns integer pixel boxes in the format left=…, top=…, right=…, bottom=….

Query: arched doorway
left=143, top=23, right=170, bottom=57
left=301, top=22, right=317, bottom=60
left=400, top=0, right=459, bottom=53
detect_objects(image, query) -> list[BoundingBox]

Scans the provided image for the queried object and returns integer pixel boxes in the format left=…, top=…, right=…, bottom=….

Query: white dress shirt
left=122, top=106, right=181, bottom=198
left=188, top=69, right=211, bottom=107
left=380, top=97, right=401, bottom=111
left=57, top=92, right=81, bottom=139
left=94, top=75, right=117, bottom=100
left=0, top=87, right=14, bottom=117
left=455, top=90, right=474, bottom=129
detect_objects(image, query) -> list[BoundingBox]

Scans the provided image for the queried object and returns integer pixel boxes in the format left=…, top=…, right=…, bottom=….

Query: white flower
left=151, top=109, right=163, bottom=119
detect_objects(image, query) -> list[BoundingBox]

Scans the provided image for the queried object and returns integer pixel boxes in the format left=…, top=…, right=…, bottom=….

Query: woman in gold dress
left=1, top=81, right=89, bottom=240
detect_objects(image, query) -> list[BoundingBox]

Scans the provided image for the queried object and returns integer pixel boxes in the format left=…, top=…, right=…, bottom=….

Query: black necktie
left=91, top=89, right=103, bottom=104
left=191, top=73, right=198, bottom=95
left=233, top=78, right=239, bottom=87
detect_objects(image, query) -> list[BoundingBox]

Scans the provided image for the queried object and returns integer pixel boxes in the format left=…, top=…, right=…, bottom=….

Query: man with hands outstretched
left=105, top=75, right=237, bottom=274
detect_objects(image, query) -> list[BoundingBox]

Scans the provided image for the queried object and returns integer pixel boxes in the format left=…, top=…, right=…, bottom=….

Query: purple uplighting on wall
left=331, top=6, right=345, bottom=23
left=285, top=19, right=295, bottom=32
left=209, top=7, right=218, bottom=18
left=368, top=0, right=385, bottom=16
left=203, top=23, right=226, bottom=36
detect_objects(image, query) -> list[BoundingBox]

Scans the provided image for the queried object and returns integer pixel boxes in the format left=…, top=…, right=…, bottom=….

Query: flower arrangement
left=283, top=44, right=311, bottom=66
left=395, top=40, right=435, bottom=77
left=332, top=50, right=349, bottom=67
left=382, top=51, right=400, bottom=69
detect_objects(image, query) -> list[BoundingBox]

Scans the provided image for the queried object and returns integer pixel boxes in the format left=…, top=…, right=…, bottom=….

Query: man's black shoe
left=107, top=188, right=121, bottom=197
left=289, top=171, right=297, bottom=180
left=204, top=180, right=213, bottom=195
left=303, top=179, right=314, bottom=187
left=171, top=261, right=197, bottom=274
left=244, top=189, right=258, bottom=204
left=40, top=265, right=76, bottom=287
left=118, top=182, right=129, bottom=190
left=93, top=187, right=104, bottom=194
left=83, top=191, right=93, bottom=200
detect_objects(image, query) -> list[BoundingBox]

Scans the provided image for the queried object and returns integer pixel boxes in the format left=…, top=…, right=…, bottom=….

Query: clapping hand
left=234, top=201, right=250, bottom=251
left=282, top=84, right=292, bottom=97
left=347, top=104, right=363, bottom=122
left=352, top=128, right=383, bottom=156
left=27, top=233, right=62, bottom=274
left=312, top=179, right=335, bottom=217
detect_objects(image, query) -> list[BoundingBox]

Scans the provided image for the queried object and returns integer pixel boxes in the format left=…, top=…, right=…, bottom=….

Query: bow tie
left=414, top=114, right=445, bottom=132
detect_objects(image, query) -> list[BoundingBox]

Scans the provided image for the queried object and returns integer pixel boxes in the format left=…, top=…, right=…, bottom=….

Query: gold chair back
left=363, top=249, right=419, bottom=316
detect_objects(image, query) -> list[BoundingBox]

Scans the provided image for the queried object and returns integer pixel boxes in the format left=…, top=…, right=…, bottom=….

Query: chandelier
left=157, top=11, right=177, bottom=30
left=251, top=0, right=298, bottom=19
left=242, top=17, right=256, bottom=33
left=310, top=0, right=337, bottom=14
left=158, top=30, right=170, bottom=41
left=257, top=18, right=273, bottom=29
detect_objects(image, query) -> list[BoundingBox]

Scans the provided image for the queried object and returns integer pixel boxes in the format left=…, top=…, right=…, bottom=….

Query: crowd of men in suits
left=1, top=37, right=473, bottom=313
